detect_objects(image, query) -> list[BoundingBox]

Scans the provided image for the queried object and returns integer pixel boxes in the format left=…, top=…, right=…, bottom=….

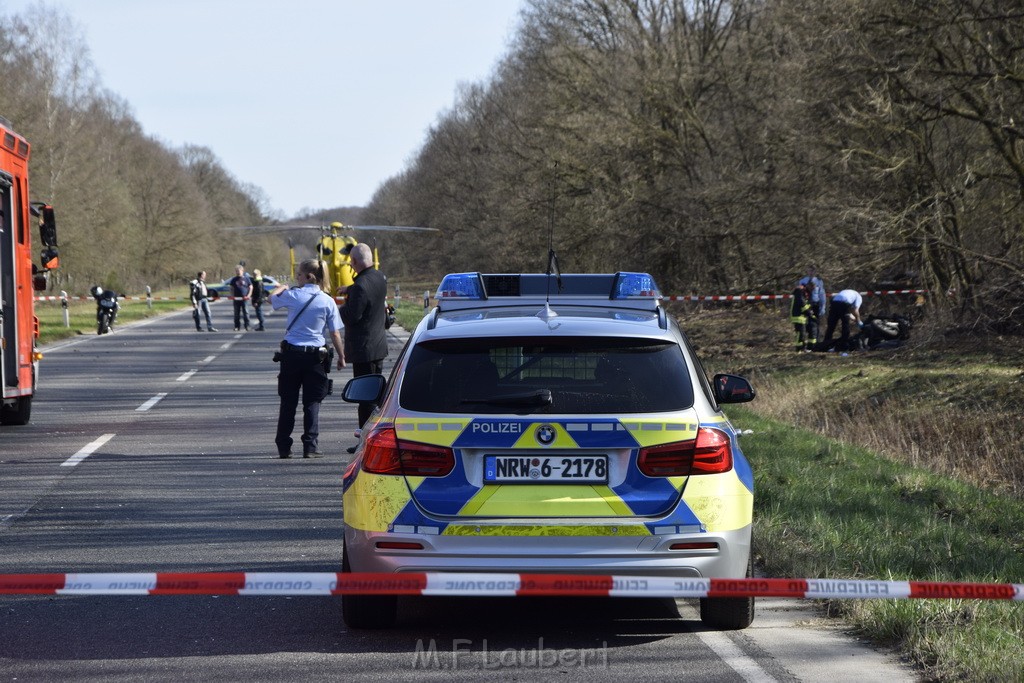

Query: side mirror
left=342, top=374, right=387, bottom=405
left=713, top=374, right=756, bottom=404
left=33, top=273, right=48, bottom=291
left=36, top=204, right=59, bottom=269
left=38, top=204, right=57, bottom=246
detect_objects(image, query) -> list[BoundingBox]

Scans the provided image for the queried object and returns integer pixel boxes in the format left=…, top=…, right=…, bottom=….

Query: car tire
left=341, top=543, right=397, bottom=629
left=699, top=555, right=755, bottom=630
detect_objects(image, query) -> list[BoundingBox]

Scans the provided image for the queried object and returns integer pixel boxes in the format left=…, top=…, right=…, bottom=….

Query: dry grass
left=674, top=302, right=1024, bottom=496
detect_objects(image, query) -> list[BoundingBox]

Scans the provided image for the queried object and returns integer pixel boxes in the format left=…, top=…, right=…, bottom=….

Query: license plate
left=483, top=455, right=608, bottom=483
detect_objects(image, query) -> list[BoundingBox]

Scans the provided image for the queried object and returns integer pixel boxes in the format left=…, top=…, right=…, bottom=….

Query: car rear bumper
left=344, top=524, right=751, bottom=579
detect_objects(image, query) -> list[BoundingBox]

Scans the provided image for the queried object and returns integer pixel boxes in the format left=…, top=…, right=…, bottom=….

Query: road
left=0, top=305, right=916, bottom=681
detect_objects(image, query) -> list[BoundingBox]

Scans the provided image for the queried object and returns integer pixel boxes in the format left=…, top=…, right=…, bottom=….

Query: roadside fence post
left=60, top=291, right=69, bottom=327
left=423, top=290, right=429, bottom=310
left=146, top=285, right=153, bottom=309
left=395, top=284, right=400, bottom=308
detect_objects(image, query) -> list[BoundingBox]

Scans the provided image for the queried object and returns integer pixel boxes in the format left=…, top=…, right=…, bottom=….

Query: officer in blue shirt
left=269, top=259, right=346, bottom=458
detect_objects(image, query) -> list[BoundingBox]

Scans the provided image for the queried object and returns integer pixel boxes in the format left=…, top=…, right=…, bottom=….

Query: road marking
left=202, top=355, right=216, bottom=363
left=136, top=393, right=167, bottom=412
left=219, top=341, right=233, bottom=350
left=176, top=370, right=197, bottom=382
left=61, top=434, right=116, bottom=468
left=697, top=631, right=778, bottom=682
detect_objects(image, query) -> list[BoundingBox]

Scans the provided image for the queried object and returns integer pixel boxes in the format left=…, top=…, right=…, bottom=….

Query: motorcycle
left=91, top=286, right=120, bottom=335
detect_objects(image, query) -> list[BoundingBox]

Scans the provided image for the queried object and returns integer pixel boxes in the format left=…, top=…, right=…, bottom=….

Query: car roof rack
left=433, top=272, right=663, bottom=313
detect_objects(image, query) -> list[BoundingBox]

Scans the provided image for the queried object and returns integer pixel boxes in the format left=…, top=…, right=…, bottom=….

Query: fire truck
left=1, top=116, right=59, bottom=426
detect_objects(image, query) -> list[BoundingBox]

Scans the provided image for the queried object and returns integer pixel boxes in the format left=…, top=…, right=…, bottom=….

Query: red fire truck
left=1, top=116, right=59, bottom=426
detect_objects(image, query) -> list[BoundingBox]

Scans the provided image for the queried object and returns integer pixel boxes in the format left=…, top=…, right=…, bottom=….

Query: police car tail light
left=691, top=427, right=733, bottom=474
left=637, top=428, right=733, bottom=477
left=361, top=427, right=455, bottom=477
left=638, top=440, right=696, bottom=477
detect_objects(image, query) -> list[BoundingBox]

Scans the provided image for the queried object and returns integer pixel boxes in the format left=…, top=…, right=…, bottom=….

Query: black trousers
left=352, top=359, right=384, bottom=428
left=824, top=301, right=853, bottom=350
left=275, top=349, right=330, bottom=454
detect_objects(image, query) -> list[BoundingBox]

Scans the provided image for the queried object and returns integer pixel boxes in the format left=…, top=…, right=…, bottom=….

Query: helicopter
left=224, top=221, right=438, bottom=292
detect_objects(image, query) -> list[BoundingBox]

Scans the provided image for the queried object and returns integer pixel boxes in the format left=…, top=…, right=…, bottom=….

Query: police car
left=340, top=272, right=756, bottom=629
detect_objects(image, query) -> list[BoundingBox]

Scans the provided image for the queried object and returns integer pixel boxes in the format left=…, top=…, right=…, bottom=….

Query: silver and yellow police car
left=340, top=272, right=756, bottom=629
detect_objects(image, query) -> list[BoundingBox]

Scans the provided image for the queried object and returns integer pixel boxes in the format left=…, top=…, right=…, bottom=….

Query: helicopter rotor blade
left=344, top=225, right=439, bottom=233
left=224, top=224, right=438, bottom=234
left=223, top=224, right=325, bottom=233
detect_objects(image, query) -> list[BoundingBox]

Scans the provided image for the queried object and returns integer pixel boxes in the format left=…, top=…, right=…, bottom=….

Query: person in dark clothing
left=339, top=243, right=389, bottom=447
left=251, top=268, right=266, bottom=331
left=229, top=265, right=253, bottom=331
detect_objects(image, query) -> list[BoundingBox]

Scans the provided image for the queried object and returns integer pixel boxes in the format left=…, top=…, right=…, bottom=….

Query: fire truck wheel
left=0, top=396, right=32, bottom=425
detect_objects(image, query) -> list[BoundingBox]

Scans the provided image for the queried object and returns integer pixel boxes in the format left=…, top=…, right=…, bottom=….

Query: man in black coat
left=339, top=243, right=389, bottom=435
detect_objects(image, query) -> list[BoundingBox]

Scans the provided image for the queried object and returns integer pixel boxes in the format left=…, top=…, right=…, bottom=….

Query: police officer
left=269, top=259, right=346, bottom=459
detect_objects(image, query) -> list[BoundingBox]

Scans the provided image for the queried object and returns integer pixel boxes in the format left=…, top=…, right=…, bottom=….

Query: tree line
left=364, top=0, right=1024, bottom=331
left=5, top=1, right=1022, bottom=330
left=0, top=5, right=288, bottom=295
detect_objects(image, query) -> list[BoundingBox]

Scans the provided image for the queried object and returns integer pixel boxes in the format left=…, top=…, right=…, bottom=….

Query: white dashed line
left=136, top=393, right=168, bottom=412
left=61, top=434, right=116, bottom=468
left=202, top=355, right=216, bottom=363
left=176, top=370, right=197, bottom=382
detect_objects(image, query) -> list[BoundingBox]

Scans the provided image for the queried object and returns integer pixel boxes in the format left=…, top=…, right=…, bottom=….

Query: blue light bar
left=611, top=272, right=660, bottom=300
left=435, top=273, right=486, bottom=300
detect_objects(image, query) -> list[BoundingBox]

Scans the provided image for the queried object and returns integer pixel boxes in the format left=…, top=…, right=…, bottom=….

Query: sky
left=1, top=0, right=525, bottom=218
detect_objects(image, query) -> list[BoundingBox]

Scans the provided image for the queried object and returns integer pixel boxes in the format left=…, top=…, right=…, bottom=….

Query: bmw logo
left=535, top=424, right=556, bottom=445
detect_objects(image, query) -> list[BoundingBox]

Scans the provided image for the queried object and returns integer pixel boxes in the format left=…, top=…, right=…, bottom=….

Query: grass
left=735, top=406, right=1024, bottom=680
left=678, top=303, right=1024, bottom=680
left=390, top=279, right=437, bottom=332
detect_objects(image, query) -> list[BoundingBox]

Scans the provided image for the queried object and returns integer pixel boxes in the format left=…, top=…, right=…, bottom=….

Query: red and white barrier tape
left=34, top=290, right=928, bottom=303
left=1, top=572, right=1020, bottom=599
left=663, top=289, right=926, bottom=302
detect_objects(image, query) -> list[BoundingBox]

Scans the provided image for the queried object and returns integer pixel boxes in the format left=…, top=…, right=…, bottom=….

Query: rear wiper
left=460, top=389, right=553, bottom=407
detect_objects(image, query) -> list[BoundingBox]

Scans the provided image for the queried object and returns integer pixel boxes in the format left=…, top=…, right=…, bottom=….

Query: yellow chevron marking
left=682, top=472, right=753, bottom=532
left=394, top=418, right=470, bottom=446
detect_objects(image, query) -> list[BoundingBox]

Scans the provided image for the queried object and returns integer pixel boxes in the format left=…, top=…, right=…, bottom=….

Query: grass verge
left=731, top=405, right=1024, bottom=680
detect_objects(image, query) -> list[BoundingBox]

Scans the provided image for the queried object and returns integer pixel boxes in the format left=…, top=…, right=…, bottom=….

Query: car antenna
left=539, top=181, right=561, bottom=322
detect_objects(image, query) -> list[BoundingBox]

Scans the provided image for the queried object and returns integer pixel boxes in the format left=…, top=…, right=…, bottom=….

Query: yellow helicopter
left=226, top=221, right=437, bottom=292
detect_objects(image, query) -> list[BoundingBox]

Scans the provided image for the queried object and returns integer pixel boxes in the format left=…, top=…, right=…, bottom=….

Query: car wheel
left=699, top=555, right=755, bottom=630
left=341, top=543, right=397, bottom=629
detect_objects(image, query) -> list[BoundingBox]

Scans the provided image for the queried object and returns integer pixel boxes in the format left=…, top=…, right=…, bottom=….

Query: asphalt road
left=0, top=304, right=917, bottom=681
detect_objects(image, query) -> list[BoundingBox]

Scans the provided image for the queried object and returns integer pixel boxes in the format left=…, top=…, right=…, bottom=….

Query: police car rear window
left=399, top=337, right=694, bottom=414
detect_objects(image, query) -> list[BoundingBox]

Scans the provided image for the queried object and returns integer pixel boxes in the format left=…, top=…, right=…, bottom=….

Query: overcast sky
left=2, top=0, right=525, bottom=218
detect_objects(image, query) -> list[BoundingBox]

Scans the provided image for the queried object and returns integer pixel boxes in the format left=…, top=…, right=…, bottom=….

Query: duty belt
left=282, top=341, right=324, bottom=354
